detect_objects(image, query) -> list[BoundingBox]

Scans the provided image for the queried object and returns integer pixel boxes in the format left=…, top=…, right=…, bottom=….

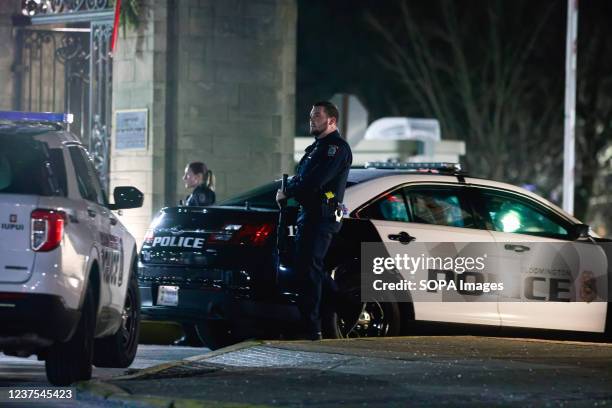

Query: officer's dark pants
left=295, top=210, right=340, bottom=335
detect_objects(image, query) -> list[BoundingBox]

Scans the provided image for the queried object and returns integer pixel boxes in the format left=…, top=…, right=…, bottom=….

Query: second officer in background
left=276, top=101, right=352, bottom=340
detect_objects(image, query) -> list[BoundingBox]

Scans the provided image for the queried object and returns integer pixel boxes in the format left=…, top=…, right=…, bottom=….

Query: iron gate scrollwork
left=17, top=0, right=114, bottom=192
left=22, top=0, right=112, bottom=16
left=89, top=22, right=112, bottom=190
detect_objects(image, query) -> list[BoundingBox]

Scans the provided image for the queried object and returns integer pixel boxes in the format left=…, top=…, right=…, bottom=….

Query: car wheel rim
left=336, top=289, right=391, bottom=338
left=121, top=286, right=137, bottom=348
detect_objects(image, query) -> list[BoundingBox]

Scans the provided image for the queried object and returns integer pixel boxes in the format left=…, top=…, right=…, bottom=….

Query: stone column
left=110, top=0, right=170, bottom=244
left=171, top=0, right=297, bottom=202
left=111, top=0, right=297, bottom=244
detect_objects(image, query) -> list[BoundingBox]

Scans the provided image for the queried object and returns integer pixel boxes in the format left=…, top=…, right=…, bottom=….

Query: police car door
left=475, top=187, right=608, bottom=333
left=360, top=184, right=500, bottom=326
left=68, top=146, right=119, bottom=326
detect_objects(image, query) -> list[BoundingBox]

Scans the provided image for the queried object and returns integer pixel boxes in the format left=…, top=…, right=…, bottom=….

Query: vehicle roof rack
left=363, top=161, right=465, bottom=176
left=0, top=111, right=73, bottom=129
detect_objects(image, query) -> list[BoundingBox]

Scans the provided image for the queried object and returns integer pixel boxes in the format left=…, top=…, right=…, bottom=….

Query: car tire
left=323, top=272, right=402, bottom=339
left=45, top=284, right=95, bottom=386
left=93, top=272, right=141, bottom=368
left=195, top=320, right=235, bottom=350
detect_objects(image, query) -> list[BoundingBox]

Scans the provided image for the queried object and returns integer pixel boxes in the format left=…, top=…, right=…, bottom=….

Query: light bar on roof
left=0, top=111, right=74, bottom=124
left=364, top=161, right=462, bottom=172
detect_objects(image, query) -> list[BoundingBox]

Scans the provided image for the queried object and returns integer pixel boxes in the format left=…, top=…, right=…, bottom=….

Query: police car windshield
left=0, top=133, right=67, bottom=197
left=221, top=179, right=358, bottom=209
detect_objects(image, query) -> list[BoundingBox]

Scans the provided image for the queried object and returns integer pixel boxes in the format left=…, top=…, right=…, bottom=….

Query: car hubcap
left=121, top=288, right=135, bottom=346
left=337, top=292, right=390, bottom=338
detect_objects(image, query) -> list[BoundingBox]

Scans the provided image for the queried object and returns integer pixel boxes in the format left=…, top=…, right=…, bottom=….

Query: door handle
left=388, top=231, right=416, bottom=245
left=109, top=217, right=118, bottom=226
left=87, top=208, right=97, bottom=218
left=504, top=244, right=530, bottom=253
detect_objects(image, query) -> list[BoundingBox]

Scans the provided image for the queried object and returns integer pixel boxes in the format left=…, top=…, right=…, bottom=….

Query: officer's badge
left=328, top=145, right=339, bottom=157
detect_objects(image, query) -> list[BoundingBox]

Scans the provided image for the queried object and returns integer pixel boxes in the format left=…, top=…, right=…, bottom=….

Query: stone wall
left=111, top=0, right=170, bottom=243
left=111, top=0, right=297, bottom=244
left=171, top=0, right=296, bottom=203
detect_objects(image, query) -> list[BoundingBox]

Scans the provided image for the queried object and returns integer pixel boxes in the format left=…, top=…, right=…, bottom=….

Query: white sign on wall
left=115, top=109, right=148, bottom=150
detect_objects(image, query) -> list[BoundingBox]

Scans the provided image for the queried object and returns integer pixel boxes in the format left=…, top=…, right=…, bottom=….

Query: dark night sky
left=296, top=0, right=403, bottom=132
left=295, top=0, right=612, bottom=221
left=295, top=0, right=608, bottom=134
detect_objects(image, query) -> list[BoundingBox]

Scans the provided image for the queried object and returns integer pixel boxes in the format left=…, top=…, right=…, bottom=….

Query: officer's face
left=183, top=167, right=201, bottom=189
left=309, top=106, right=333, bottom=136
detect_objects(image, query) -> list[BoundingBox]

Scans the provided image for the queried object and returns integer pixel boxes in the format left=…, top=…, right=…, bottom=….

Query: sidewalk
left=80, top=336, right=612, bottom=407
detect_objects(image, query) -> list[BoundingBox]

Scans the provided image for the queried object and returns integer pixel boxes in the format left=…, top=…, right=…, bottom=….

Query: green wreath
left=116, top=0, right=142, bottom=34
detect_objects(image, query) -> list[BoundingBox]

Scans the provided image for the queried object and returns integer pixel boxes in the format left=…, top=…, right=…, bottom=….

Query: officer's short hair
left=313, top=101, right=339, bottom=121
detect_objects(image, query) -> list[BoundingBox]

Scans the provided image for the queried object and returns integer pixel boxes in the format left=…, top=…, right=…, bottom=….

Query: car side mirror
left=109, top=186, right=143, bottom=210
left=571, top=223, right=590, bottom=239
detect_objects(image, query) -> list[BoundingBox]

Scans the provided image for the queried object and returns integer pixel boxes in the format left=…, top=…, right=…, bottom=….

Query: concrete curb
left=185, top=340, right=266, bottom=363
left=76, top=372, right=269, bottom=408
left=260, top=335, right=612, bottom=348
left=77, top=380, right=172, bottom=407
left=77, top=341, right=270, bottom=407
left=78, top=380, right=270, bottom=408
left=111, top=340, right=264, bottom=381
left=77, top=336, right=612, bottom=406
left=488, top=336, right=612, bottom=347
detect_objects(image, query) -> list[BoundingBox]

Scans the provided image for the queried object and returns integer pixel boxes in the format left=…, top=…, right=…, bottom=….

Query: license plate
left=157, top=285, right=179, bottom=306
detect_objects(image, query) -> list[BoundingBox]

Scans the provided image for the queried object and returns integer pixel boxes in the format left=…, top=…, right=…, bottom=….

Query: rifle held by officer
left=276, top=174, right=289, bottom=260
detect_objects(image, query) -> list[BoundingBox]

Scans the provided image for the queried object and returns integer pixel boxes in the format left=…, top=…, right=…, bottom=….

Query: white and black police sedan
left=139, top=163, right=611, bottom=349
left=0, top=111, right=144, bottom=385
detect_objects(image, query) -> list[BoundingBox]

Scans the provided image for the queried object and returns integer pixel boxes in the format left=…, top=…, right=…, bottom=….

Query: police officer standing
left=276, top=101, right=352, bottom=340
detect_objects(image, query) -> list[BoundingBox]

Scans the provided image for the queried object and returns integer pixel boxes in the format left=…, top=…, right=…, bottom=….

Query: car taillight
left=31, top=209, right=66, bottom=252
left=143, top=229, right=154, bottom=246
left=208, top=223, right=274, bottom=247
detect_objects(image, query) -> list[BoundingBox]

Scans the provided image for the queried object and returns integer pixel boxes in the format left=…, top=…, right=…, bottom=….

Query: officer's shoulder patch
left=327, top=145, right=339, bottom=157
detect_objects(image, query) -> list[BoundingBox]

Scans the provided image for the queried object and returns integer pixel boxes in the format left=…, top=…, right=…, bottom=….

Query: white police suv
left=0, top=112, right=144, bottom=385
left=139, top=162, right=611, bottom=349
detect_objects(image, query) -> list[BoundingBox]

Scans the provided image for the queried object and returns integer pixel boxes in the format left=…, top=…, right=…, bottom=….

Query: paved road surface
left=0, top=345, right=208, bottom=407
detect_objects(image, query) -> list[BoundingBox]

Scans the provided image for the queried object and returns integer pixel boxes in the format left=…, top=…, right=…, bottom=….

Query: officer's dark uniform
left=285, top=130, right=352, bottom=338
left=186, top=184, right=215, bottom=206
left=179, top=182, right=215, bottom=346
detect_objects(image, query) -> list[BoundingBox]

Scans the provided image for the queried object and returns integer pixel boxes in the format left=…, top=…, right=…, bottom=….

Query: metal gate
left=14, top=0, right=114, bottom=191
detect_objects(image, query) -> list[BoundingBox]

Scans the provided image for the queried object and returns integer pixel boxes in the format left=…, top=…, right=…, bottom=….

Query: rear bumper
left=139, top=284, right=299, bottom=325
left=0, top=293, right=80, bottom=349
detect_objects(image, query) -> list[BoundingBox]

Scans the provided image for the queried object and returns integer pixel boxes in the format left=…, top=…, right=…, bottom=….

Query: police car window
left=68, top=146, right=107, bottom=205
left=81, top=150, right=108, bottom=205
left=359, top=190, right=409, bottom=222
left=221, top=181, right=302, bottom=209
left=48, top=149, right=67, bottom=195
left=222, top=180, right=358, bottom=209
left=221, top=181, right=282, bottom=209
left=480, top=191, right=569, bottom=239
left=403, top=187, right=474, bottom=228
left=0, top=134, right=66, bottom=197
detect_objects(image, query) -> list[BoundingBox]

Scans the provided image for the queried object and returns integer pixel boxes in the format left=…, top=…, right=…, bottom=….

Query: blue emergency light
left=0, top=111, right=74, bottom=124
left=364, top=161, right=462, bottom=172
